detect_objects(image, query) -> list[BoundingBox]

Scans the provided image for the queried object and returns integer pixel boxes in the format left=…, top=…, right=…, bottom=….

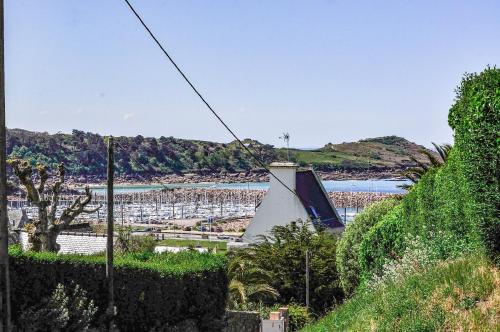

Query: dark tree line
left=6, top=129, right=277, bottom=177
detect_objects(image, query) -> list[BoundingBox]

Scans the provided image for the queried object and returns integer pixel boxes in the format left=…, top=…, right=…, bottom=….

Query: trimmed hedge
left=358, top=151, right=483, bottom=280
left=448, top=66, right=500, bottom=262
left=356, top=67, right=499, bottom=280
left=8, top=246, right=228, bottom=331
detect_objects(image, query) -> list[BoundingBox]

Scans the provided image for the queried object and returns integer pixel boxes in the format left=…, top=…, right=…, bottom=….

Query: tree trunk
left=27, top=219, right=60, bottom=252
left=46, top=228, right=60, bottom=252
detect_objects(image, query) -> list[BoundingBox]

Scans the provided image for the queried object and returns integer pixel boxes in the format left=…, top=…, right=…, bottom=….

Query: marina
left=7, top=180, right=404, bottom=225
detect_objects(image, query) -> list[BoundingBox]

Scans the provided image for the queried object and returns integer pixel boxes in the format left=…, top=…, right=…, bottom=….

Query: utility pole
left=106, top=136, right=114, bottom=327
left=305, top=249, right=310, bottom=311
left=0, top=0, right=11, bottom=330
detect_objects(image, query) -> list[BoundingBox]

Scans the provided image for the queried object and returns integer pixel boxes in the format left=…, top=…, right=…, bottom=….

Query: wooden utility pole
left=305, top=249, right=310, bottom=310
left=0, top=0, right=11, bottom=330
left=106, top=136, right=114, bottom=326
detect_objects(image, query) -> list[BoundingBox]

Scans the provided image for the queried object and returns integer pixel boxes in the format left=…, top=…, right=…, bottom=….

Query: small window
left=309, top=206, right=320, bottom=219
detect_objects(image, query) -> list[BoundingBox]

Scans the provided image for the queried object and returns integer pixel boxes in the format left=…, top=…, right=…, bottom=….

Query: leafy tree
left=229, top=220, right=344, bottom=313
left=226, top=249, right=279, bottom=309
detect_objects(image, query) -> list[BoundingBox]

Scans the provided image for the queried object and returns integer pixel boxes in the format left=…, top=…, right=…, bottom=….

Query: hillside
left=6, top=129, right=431, bottom=178
left=303, top=255, right=499, bottom=331
left=288, top=135, right=431, bottom=171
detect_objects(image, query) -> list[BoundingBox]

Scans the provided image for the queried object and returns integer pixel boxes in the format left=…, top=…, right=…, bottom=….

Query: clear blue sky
left=5, top=0, right=500, bottom=148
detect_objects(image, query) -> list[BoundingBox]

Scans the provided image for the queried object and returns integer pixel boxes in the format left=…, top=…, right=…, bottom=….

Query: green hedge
left=8, top=246, right=228, bottom=331
left=448, top=66, right=500, bottom=261
left=336, top=199, right=400, bottom=295
left=358, top=150, right=483, bottom=280
left=356, top=67, right=499, bottom=280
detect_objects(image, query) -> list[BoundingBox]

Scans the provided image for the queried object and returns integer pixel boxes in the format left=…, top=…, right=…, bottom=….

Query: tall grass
left=303, top=255, right=499, bottom=331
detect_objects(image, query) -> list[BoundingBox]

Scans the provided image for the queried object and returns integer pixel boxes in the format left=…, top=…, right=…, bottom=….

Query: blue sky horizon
left=5, top=1, right=500, bottom=149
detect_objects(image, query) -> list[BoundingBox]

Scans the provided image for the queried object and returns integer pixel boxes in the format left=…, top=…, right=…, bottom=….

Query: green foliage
left=114, top=227, right=157, bottom=254
left=336, top=198, right=400, bottom=295
left=157, top=238, right=228, bottom=251
left=17, top=283, right=97, bottom=332
left=227, top=250, right=279, bottom=309
left=302, top=255, right=500, bottom=331
left=8, top=245, right=227, bottom=331
left=448, top=66, right=500, bottom=261
left=230, top=221, right=344, bottom=314
left=6, top=129, right=278, bottom=176
left=6, top=129, right=435, bottom=177
left=287, top=304, right=313, bottom=332
left=258, top=304, right=312, bottom=332
left=358, top=152, right=482, bottom=281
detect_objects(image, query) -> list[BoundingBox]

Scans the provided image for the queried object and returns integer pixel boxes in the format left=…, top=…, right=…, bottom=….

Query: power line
left=121, top=0, right=297, bottom=197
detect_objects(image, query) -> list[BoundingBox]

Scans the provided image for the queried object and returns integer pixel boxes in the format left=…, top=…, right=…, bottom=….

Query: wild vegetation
left=6, top=128, right=432, bottom=177
left=304, top=66, right=499, bottom=331
left=227, top=221, right=343, bottom=314
left=304, top=255, right=499, bottom=331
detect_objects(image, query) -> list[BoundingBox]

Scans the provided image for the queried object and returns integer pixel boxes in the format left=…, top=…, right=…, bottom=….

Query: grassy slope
left=303, top=255, right=500, bottom=331
left=284, top=136, right=432, bottom=171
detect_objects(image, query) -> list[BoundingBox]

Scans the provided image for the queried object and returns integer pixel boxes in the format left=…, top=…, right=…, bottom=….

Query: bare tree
left=8, top=159, right=101, bottom=252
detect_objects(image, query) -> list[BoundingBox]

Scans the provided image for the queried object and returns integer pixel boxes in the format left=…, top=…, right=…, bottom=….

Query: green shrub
left=114, top=227, right=157, bottom=254
left=8, top=245, right=227, bottom=331
left=448, top=66, right=500, bottom=262
left=259, top=304, right=312, bottom=332
left=18, top=283, right=97, bottom=332
left=287, top=304, right=313, bottom=332
left=336, top=198, right=399, bottom=295
left=358, top=204, right=407, bottom=280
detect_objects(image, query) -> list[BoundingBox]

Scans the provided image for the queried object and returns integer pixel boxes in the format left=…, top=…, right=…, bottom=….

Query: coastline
left=66, top=169, right=404, bottom=188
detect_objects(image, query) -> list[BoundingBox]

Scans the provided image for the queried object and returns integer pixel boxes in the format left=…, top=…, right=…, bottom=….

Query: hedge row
left=448, top=66, right=500, bottom=261
left=356, top=67, right=499, bottom=280
left=359, top=150, right=483, bottom=280
left=7, top=246, right=228, bottom=331
left=335, top=198, right=400, bottom=295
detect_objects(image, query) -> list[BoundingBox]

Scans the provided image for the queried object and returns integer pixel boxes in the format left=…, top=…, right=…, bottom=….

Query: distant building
left=243, top=162, right=344, bottom=242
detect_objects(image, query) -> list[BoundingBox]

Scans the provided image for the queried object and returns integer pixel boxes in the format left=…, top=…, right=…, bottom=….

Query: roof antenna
left=279, top=132, right=290, bottom=161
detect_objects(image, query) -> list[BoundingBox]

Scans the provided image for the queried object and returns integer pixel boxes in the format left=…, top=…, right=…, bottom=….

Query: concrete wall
left=19, top=231, right=111, bottom=255
left=223, top=311, right=261, bottom=332
left=243, top=163, right=310, bottom=242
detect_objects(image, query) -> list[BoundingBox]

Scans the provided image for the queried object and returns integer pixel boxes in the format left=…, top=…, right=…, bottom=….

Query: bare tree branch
left=49, top=163, right=65, bottom=222
left=8, top=159, right=40, bottom=204
left=59, top=186, right=99, bottom=228
left=37, top=163, right=48, bottom=194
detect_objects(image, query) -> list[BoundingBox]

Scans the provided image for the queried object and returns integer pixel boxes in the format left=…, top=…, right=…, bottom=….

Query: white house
left=243, top=162, right=344, bottom=242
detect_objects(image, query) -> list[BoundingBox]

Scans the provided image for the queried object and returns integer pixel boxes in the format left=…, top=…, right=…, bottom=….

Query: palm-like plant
left=227, top=250, right=279, bottom=309
left=399, top=143, right=452, bottom=189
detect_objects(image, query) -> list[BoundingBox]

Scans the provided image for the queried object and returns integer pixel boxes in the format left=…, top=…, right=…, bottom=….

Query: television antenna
left=279, top=132, right=290, bottom=161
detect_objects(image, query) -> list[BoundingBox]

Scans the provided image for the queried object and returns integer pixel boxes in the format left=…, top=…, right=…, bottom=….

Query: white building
left=243, top=162, right=344, bottom=242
